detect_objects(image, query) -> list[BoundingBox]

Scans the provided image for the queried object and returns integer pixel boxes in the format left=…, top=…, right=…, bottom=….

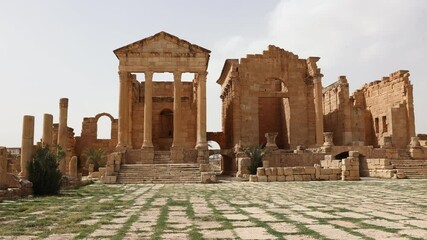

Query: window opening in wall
left=382, top=116, right=388, bottom=133
left=97, top=116, right=112, bottom=139
left=375, top=117, right=379, bottom=133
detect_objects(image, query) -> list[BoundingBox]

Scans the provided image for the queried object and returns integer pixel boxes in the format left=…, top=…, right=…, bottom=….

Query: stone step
left=117, top=164, right=201, bottom=184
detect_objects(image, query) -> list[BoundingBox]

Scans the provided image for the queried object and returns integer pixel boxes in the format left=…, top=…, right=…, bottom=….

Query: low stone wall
left=249, top=166, right=341, bottom=182
left=360, top=158, right=397, bottom=178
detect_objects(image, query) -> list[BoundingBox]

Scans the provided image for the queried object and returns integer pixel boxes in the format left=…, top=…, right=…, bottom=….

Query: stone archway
left=95, top=112, right=115, bottom=139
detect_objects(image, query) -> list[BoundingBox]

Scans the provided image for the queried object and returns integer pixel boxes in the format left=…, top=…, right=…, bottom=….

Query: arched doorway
left=158, top=109, right=173, bottom=150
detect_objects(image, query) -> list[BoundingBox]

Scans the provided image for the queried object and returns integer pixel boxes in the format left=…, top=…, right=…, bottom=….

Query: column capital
left=173, top=71, right=182, bottom=81
left=144, top=71, right=154, bottom=80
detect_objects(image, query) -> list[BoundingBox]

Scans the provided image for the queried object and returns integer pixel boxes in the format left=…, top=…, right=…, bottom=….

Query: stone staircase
left=390, top=159, right=427, bottom=179
left=154, top=151, right=173, bottom=164
left=117, top=164, right=201, bottom=184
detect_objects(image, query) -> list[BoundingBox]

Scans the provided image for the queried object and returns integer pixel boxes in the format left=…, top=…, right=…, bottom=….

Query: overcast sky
left=0, top=0, right=426, bottom=147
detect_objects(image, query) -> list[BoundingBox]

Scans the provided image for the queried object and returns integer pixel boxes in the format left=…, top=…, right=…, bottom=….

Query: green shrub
left=244, top=146, right=267, bottom=175
left=28, top=145, right=63, bottom=196
left=84, top=148, right=106, bottom=171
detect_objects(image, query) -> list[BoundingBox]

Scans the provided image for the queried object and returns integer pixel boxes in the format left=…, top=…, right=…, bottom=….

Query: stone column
left=42, top=113, right=53, bottom=147
left=0, top=147, right=8, bottom=186
left=172, top=72, right=182, bottom=147
left=58, top=98, right=68, bottom=174
left=116, top=71, right=130, bottom=150
left=196, top=72, right=208, bottom=149
left=142, top=71, right=154, bottom=149
left=321, top=132, right=334, bottom=153
left=19, top=115, right=35, bottom=178
left=171, top=72, right=184, bottom=162
left=313, top=76, right=324, bottom=145
left=141, top=71, right=154, bottom=163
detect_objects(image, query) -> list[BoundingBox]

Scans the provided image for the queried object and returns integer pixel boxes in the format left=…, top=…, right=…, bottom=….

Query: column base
left=195, top=142, right=208, bottom=150
left=197, top=149, right=209, bottom=164
left=140, top=147, right=154, bottom=164
left=170, top=146, right=184, bottom=163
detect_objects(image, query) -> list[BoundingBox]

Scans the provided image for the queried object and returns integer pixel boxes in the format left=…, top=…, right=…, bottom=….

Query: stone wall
left=323, top=70, right=415, bottom=148
left=218, top=45, right=321, bottom=150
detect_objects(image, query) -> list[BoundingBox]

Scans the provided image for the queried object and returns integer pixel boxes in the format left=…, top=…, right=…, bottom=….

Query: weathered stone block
left=258, top=175, right=268, bottom=182
left=304, top=167, right=316, bottom=174
left=257, top=167, right=265, bottom=176
left=249, top=175, right=258, bottom=182
left=283, top=167, right=293, bottom=175
left=294, top=175, right=303, bottom=181
left=276, top=175, right=286, bottom=182
left=302, top=175, right=311, bottom=181
left=267, top=175, right=277, bottom=182
left=292, top=167, right=305, bottom=175
left=349, top=151, right=359, bottom=157
left=276, top=167, right=284, bottom=176
left=285, top=175, right=294, bottom=181
left=270, top=167, right=277, bottom=176
left=265, top=168, right=272, bottom=176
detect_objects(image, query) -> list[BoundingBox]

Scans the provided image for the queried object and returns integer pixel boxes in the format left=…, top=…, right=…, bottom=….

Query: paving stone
left=307, top=224, right=362, bottom=240
left=78, top=219, right=99, bottom=225
left=335, top=211, right=371, bottom=219
left=161, top=233, right=190, bottom=239
left=231, top=221, right=257, bottom=227
left=268, top=222, right=299, bottom=233
left=196, top=221, right=223, bottom=229
left=90, top=229, right=117, bottom=237
left=356, top=228, right=408, bottom=240
left=285, top=235, right=317, bottom=240
left=201, top=229, right=235, bottom=239
left=43, top=234, right=76, bottom=240
left=363, top=219, right=409, bottom=229
left=399, top=229, right=427, bottom=239
left=402, top=219, right=427, bottom=228
left=234, top=227, right=276, bottom=239
left=223, top=213, right=249, bottom=221
left=304, top=211, right=341, bottom=219
left=329, top=220, right=360, bottom=229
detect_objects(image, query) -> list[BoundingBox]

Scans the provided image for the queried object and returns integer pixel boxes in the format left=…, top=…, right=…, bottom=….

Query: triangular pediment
left=114, top=31, right=210, bottom=58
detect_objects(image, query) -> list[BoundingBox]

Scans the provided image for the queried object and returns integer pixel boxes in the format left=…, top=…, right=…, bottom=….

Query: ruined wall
left=132, top=81, right=197, bottom=150
left=219, top=46, right=319, bottom=150
left=75, top=113, right=118, bottom=166
left=360, top=70, right=415, bottom=148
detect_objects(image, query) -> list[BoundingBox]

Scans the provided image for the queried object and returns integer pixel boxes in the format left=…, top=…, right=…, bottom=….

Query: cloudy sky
left=0, top=0, right=426, bottom=147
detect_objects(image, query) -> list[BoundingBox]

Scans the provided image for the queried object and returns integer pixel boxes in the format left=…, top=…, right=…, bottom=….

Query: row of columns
left=19, top=98, right=69, bottom=178
left=116, top=71, right=208, bottom=154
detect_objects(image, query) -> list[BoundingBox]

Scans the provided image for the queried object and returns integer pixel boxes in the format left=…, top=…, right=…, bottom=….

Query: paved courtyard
left=0, top=179, right=427, bottom=239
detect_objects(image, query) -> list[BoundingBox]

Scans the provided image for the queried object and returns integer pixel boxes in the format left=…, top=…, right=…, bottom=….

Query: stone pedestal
left=197, top=149, right=209, bottom=164
left=322, top=132, right=334, bottom=153
left=170, top=147, right=184, bottom=163
left=341, top=151, right=360, bottom=181
left=19, top=115, right=35, bottom=179
left=381, top=136, right=393, bottom=149
left=236, top=156, right=251, bottom=178
left=69, top=156, right=78, bottom=179
left=265, top=132, right=278, bottom=150
left=140, top=148, right=154, bottom=163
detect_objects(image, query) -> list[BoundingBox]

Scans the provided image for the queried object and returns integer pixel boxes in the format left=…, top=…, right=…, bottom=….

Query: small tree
left=244, top=146, right=267, bottom=175
left=84, top=148, right=106, bottom=171
left=28, top=145, right=63, bottom=196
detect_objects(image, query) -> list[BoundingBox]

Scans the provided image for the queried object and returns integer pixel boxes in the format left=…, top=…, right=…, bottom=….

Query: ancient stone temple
left=5, top=31, right=426, bottom=187
left=112, top=31, right=210, bottom=164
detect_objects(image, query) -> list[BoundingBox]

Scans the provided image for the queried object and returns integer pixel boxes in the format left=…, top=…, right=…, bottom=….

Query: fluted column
left=172, top=72, right=182, bottom=147
left=117, top=71, right=130, bottom=149
left=42, top=113, right=53, bottom=147
left=19, top=115, right=34, bottom=178
left=142, top=71, right=154, bottom=149
left=313, top=77, right=324, bottom=146
left=58, top=98, right=68, bottom=174
left=196, top=72, right=208, bottom=150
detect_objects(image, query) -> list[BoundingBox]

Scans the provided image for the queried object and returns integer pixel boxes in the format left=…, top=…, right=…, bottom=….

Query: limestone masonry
left=1, top=31, right=426, bottom=189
